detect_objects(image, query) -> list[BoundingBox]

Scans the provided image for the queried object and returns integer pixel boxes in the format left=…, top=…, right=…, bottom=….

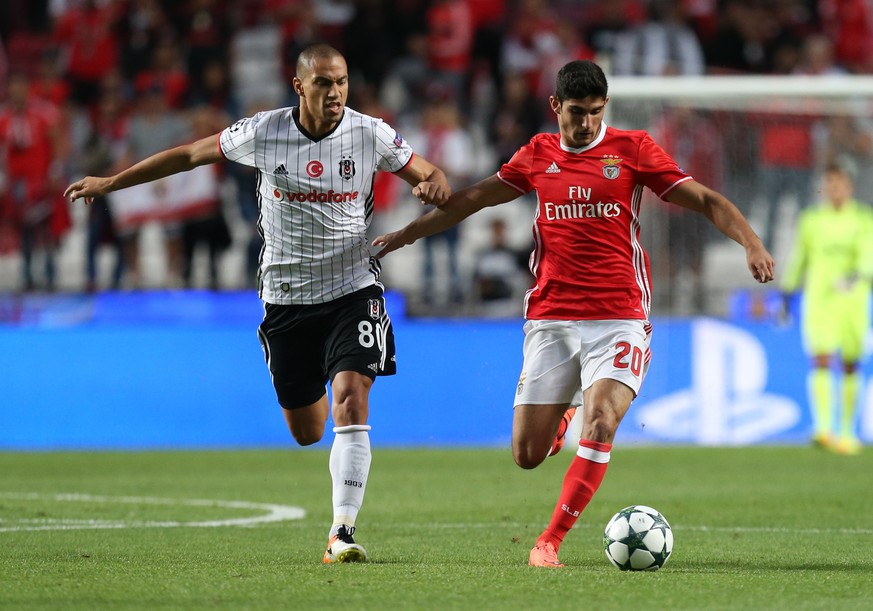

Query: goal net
left=605, top=75, right=873, bottom=316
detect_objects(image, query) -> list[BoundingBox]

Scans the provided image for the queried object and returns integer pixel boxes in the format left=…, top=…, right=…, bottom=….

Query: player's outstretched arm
left=666, top=180, right=775, bottom=283
left=64, top=134, right=225, bottom=203
left=372, top=175, right=519, bottom=258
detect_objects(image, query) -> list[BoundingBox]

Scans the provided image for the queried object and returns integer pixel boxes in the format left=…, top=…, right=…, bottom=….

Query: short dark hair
left=555, top=60, right=608, bottom=102
left=296, top=43, right=344, bottom=77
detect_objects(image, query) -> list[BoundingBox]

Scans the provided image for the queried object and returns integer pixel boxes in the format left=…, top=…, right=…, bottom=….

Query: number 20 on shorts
left=613, top=341, right=643, bottom=376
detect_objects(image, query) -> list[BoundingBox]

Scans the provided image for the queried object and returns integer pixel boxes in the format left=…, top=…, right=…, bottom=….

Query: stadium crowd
left=1, top=0, right=872, bottom=315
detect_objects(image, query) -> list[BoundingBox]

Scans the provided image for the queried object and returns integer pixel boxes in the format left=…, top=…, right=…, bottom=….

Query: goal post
left=607, top=75, right=873, bottom=100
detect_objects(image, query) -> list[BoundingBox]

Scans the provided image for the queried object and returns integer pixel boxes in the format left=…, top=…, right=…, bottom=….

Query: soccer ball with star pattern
left=603, top=505, right=673, bottom=571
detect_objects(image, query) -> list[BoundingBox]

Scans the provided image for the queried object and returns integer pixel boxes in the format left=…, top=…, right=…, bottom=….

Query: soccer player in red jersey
left=373, top=60, right=775, bottom=567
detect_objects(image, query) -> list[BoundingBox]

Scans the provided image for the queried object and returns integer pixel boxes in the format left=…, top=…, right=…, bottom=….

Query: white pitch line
left=679, top=525, right=873, bottom=536
left=0, top=492, right=305, bottom=533
left=2, top=493, right=871, bottom=537
left=386, top=522, right=873, bottom=536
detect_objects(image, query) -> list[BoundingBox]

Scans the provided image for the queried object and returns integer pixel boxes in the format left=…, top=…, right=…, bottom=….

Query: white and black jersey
left=219, top=106, right=414, bottom=305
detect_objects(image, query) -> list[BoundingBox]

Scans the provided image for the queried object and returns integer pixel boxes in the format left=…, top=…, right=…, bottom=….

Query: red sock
left=538, top=439, right=612, bottom=548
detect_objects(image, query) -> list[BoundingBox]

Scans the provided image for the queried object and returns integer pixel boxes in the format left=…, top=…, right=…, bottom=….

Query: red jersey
left=498, top=124, right=692, bottom=320
left=0, top=100, right=59, bottom=180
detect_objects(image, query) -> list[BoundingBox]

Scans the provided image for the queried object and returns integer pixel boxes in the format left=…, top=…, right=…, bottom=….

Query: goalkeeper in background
left=781, top=163, right=873, bottom=455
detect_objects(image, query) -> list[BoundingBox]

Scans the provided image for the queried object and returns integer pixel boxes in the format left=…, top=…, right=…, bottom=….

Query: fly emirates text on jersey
left=543, top=186, right=621, bottom=221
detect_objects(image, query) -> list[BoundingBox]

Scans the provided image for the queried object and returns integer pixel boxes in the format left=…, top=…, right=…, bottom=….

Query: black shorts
left=257, top=285, right=397, bottom=409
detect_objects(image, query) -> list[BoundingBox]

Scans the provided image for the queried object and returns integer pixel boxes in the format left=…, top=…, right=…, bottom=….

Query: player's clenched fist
left=412, top=181, right=450, bottom=206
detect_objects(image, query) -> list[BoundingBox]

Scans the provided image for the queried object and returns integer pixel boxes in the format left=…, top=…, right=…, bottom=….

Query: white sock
left=328, top=424, right=372, bottom=536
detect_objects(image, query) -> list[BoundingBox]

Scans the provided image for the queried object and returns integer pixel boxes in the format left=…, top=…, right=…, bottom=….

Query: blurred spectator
left=134, top=39, right=190, bottom=110
left=185, top=59, right=240, bottom=121
left=794, top=33, right=846, bottom=76
left=342, top=0, right=396, bottom=88
left=113, top=83, right=190, bottom=287
left=683, top=0, right=720, bottom=45
left=404, top=89, right=475, bottom=305
left=583, top=0, right=646, bottom=65
left=703, top=0, right=772, bottom=74
left=500, top=0, right=559, bottom=96
left=29, top=49, right=71, bottom=108
left=488, top=72, right=542, bottom=166
left=472, top=217, right=531, bottom=317
left=179, top=0, right=232, bottom=94
left=767, top=32, right=803, bottom=75
left=612, top=0, right=705, bottom=76
left=52, top=0, right=120, bottom=107
left=270, top=0, right=331, bottom=87
left=533, top=22, right=594, bottom=101
left=115, top=0, right=171, bottom=85
left=426, top=0, right=475, bottom=108
left=0, top=72, right=70, bottom=292
left=820, top=0, right=873, bottom=73
left=381, top=32, right=430, bottom=121
left=80, top=90, right=129, bottom=292
left=649, top=105, right=724, bottom=312
left=180, top=106, right=231, bottom=290
left=469, top=0, right=507, bottom=87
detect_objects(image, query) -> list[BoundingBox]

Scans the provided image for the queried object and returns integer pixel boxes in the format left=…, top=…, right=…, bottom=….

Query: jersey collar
left=560, top=122, right=608, bottom=154
left=292, top=106, right=346, bottom=143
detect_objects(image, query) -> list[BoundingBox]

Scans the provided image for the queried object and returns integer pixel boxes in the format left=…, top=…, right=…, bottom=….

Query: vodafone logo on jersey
left=274, top=188, right=359, bottom=203
left=274, top=159, right=358, bottom=203
left=306, top=160, right=324, bottom=177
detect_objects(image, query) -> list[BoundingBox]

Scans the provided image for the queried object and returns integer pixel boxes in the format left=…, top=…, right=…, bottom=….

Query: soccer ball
left=603, top=505, right=673, bottom=571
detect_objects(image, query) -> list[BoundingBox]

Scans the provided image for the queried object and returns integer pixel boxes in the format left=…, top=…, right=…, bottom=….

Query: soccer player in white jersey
left=373, top=60, right=775, bottom=568
left=65, top=44, right=451, bottom=564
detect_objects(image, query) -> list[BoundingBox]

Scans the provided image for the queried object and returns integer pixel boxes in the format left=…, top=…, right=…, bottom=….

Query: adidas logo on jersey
left=545, top=162, right=560, bottom=174
left=274, top=164, right=289, bottom=175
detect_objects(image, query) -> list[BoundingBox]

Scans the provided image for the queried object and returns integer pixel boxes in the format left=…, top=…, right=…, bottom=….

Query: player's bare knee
left=513, top=445, right=547, bottom=470
left=290, top=426, right=324, bottom=446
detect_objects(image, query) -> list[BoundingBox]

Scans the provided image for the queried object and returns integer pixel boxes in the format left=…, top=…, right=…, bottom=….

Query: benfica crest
left=339, top=156, right=356, bottom=181
left=601, top=156, right=623, bottom=180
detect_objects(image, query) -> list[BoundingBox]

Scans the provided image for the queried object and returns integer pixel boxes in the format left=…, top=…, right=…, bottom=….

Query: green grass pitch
left=1, top=446, right=871, bottom=610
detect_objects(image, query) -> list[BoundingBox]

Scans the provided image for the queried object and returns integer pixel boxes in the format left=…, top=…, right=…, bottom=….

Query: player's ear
left=292, top=77, right=304, bottom=97
left=549, top=96, right=561, bottom=115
